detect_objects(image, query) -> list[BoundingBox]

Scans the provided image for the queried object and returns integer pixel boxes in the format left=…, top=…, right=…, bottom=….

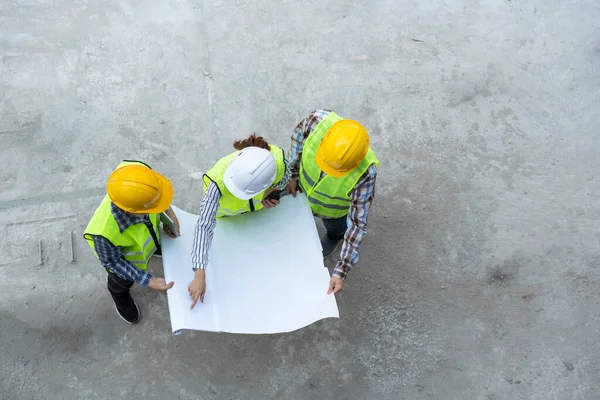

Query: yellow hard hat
left=106, top=165, right=173, bottom=214
left=316, top=119, right=370, bottom=178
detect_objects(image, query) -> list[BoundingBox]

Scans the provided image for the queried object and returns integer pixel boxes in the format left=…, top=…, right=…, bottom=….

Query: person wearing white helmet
left=188, top=134, right=290, bottom=308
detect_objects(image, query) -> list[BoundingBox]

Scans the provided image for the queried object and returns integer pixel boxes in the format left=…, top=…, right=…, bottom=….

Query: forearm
left=273, top=158, right=292, bottom=190
left=92, top=236, right=153, bottom=286
left=288, top=109, right=332, bottom=178
left=332, top=166, right=377, bottom=280
left=288, top=125, right=305, bottom=179
left=191, top=182, right=220, bottom=270
left=333, top=220, right=366, bottom=280
left=164, top=206, right=176, bottom=221
left=107, top=258, right=153, bottom=286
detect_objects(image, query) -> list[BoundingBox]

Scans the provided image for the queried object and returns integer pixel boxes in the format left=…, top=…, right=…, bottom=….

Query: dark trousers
left=107, top=272, right=136, bottom=311
left=107, top=272, right=134, bottom=294
left=322, top=216, right=347, bottom=240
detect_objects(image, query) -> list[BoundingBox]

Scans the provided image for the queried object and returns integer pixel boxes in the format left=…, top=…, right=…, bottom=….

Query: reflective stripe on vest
left=83, top=160, right=161, bottom=271
left=299, top=112, right=380, bottom=218
left=202, top=145, right=286, bottom=218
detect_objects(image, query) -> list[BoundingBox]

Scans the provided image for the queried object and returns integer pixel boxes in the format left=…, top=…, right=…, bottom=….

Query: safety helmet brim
left=223, top=168, right=273, bottom=200
left=315, top=153, right=350, bottom=178
left=144, top=171, right=173, bottom=214
left=224, top=174, right=256, bottom=200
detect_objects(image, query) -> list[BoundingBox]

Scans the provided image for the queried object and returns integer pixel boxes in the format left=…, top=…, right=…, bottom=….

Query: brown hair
left=233, top=133, right=270, bottom=151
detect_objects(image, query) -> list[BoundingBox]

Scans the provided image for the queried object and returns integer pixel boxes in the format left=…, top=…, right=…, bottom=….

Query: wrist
left=194, top=269, right=206, bottom=278
left=332, top=266, right=346, bottom=281
left=138, top=272, right=153, bottom=287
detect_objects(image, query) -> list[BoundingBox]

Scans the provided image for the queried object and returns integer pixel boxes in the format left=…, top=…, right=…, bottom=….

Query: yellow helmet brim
left=143, top=171, right=173, bottom=214
left=316, top=147, right=351, bottom=178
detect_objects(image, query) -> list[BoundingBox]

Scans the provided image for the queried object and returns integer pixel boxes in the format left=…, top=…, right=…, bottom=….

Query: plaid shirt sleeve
left=273, top=157, right=291, bottom=190
left=288, top=109, right=332, bottom=179
left=91, top=235, right=153, bottom=286
left=333, top=163, right=378, bottom=280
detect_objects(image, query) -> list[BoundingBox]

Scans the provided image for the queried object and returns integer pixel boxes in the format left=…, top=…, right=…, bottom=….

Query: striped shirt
left=90, top=202, right=156, bottom=286
left=191, top=157, right=291, bottom=270
left=288, top=109, right=378, bottom=281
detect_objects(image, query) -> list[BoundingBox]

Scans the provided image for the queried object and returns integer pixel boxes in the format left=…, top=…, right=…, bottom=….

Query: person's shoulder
left=90, top=234, right=116, bottom=247
left=121, top=159, right=152, bottom=169
left=299, top=109, right=333, bottom=135
left=366, top=163, right=377, bottom=177
left=206, top=180, right=222, bottom=196
left=315, top=109, right=333, bottom=116
left=353, top=164, right=377, bottom=189
left=304, top=109, right=332, bottom=119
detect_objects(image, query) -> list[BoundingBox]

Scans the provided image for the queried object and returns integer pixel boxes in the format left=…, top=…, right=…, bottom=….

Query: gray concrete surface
left=1, top=0, right=599, bottom=399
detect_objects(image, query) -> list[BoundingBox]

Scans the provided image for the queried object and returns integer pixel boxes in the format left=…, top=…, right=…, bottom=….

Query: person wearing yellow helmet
left=286, top=109, right=380, bottom=295
left=83, top=160, right=181, bottom=324
left=187, top=134, right=291, bottom=309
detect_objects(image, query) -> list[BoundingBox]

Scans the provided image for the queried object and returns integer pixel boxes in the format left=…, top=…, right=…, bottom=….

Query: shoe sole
left=114, top=301, right=141, bottom=325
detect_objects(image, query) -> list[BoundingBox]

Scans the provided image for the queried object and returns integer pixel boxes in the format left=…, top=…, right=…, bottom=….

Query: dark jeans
left=107, top=272, right=134, bottom=295
left=322, top=216, right=347, bottom=240
left=106, top=249, right=159, bottom=295
left=107, top=272, right=137, bottom=313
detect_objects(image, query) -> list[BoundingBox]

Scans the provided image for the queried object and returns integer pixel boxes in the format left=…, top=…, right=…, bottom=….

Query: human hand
left=163, top=225, right=177, bottom=238
left=148, top=277, right=174, bottom=294
left=286, top=178, right=298, bottom=197
left=171, top=212, right=181, bottom=237
left=163, top=208, right=181, bottom=238
left=188, top=270, right=206, bottom=309
left=327, top=276, right=344, bottom=294
left=261, top=188, right=281, bottom=208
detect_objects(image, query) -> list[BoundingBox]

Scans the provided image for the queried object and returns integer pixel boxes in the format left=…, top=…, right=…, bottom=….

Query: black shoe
left=111, top=292, right=140, bottom=324
left=321, top=235, right=342, bottom=258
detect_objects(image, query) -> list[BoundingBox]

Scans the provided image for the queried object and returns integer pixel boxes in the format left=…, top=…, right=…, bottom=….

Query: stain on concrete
left=487, top=259, right=520, bottom=287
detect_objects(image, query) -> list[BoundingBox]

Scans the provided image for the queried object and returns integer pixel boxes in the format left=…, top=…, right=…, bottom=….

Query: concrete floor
left=1, top=0, right=599, bottom=399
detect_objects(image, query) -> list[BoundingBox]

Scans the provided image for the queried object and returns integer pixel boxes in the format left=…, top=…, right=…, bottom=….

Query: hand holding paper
left=148, top=277, right=174, bottom=294
left=286, top=178, right=299, bottom=197
left=328, top=277, right=344, bottom=294
left=161, top=208, right=181, bottom=238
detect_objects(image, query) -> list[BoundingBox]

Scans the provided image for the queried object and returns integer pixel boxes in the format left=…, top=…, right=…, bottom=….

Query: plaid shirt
left=191, top=157, right=291, bottom=270
left=288, top=109, right=378, bottom=281
left=90, top=202, right=156, bottom=286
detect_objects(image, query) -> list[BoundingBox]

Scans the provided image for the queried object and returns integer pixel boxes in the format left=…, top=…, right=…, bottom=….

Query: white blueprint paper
left=161, top=193, right=339, bottom=334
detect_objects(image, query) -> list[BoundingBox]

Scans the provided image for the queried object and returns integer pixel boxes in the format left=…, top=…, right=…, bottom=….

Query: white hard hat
left=223, top=147, right=277, bottom=200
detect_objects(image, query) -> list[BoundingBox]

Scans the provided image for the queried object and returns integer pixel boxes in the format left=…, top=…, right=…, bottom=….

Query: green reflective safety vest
left=299, top=112, right=380, bottom=218
left=203, top=145, right=286, bottom=218
left=83, top=160, right=161, bottom=271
